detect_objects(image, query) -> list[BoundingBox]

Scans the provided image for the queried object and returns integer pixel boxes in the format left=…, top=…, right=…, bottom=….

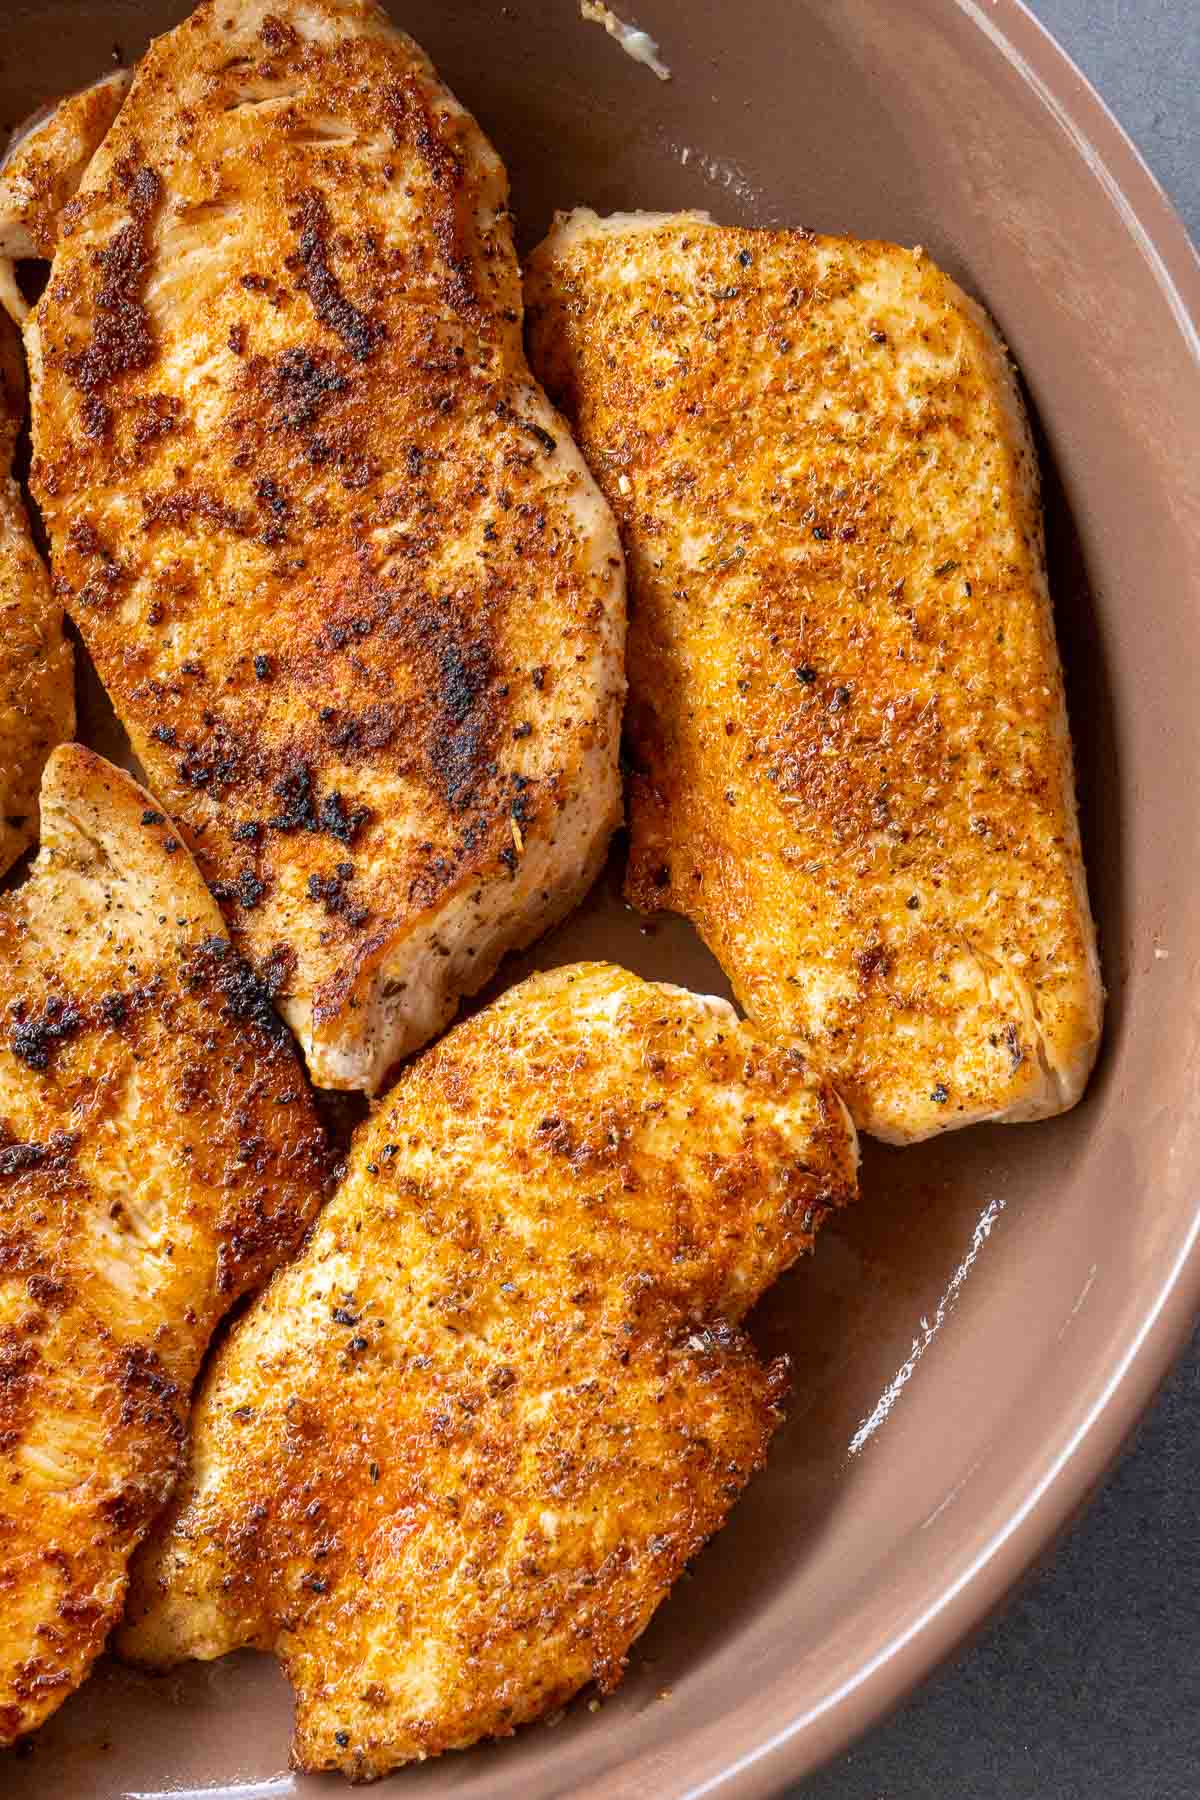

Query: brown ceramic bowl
left=3, top=1, right=1199, bottom=1795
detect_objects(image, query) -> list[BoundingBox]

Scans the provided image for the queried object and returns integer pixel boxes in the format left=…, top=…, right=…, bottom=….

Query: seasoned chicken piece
left=527, top=211, right=1102, bottom=1144
left=0, top=313, right=72, bottom=878
left=121, top=962, right=858, bottom=1778
left=26, top=0, right=625, bottom=1095
left=0, top=746, right=328, bottom=1746
left=0, top=70, right=131, bottom=324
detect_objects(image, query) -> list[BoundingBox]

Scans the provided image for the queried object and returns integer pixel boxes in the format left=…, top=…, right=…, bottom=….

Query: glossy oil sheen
left=0, top=2, right=1197, bottom=1795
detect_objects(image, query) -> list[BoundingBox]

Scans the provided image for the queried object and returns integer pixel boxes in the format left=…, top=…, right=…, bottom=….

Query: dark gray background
left=794, top=3, right=1199, bottom=1796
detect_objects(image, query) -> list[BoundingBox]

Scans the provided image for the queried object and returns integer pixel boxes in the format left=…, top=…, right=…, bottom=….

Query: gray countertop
left=794, top=4, right=1200, bottom=1796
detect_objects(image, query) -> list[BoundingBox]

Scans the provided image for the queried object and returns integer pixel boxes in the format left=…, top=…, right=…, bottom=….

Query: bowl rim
left=665, top=3, right=1200, bottom=1794
left=1, top=3, right=1195, bottom=1795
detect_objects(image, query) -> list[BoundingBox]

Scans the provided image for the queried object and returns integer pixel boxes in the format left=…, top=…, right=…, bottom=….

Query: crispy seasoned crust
left=120, top=961, right=858, bottom=1778
left=0, top=745, right=328, bottom=1746
left=0, top=311, right=73, bottom=878
left=26, top=0, right=625, bottom=1093
left=526, top=210, right=1103, bottom=1144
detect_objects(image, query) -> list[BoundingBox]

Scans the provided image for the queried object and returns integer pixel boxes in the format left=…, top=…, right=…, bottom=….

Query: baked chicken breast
left=0, top=746, right=327, bottom=1745
left=120, top=961, right=858, bottom=1778
left=527, top=211, right=1102, bottom=1144
left=26, top=0, right=625, bottom=1093
left=0, top=312, right=72, bottom=879
left=0, top=69, right=132, bottom=325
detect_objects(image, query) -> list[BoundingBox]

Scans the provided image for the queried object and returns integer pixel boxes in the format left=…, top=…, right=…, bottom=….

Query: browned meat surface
left=527, top=210, right=1102, bottom=1143
left=0, top=312, right=72, bottom=878
left=121, top=961, right=857, bottom=1778
left=26, top=1, right=624, bottom=1093
left=0, top=746, right=327, bottom=1744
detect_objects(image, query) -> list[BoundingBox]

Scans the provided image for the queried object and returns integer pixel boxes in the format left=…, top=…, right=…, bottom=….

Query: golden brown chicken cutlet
left=120, top=961, right=858, bottom=1778
left=25, top=0, right=625, bottom=1094
left=0, top=68, right=132, bottom=323
left=526, top=209, right=1102, bottom=1143
left=0, top=746, right=327, bottom=1745
left=0, top=313, right=73, bottom=878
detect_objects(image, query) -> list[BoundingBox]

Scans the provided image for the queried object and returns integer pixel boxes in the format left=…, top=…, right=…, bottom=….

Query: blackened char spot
left=318, top=792, right=370, bottom=845
left=290, top=189, right=384, bottom=364
left=64, top=157, right=163, bottom=427
left=439, top=639, right=488, bottom=727
left=7, top=997, right=83, bottom=1071
left=379, top=77, right=478, bottom=322
left=428, top=636, right=493, bottom=811
left=177, top=717, right=246, bottom=793
left=266, top=347, right=348, bottom=430
left=268, top=760, right=318, bottom=832
left=320, top=703, right=396, bottom=756
left=212, top=870, right=267, bottom=911
left=267, top=760, right=370, bottom=844
left=431, top=718, right=486, bottom=813
left=185, top=937, right=289, bottom=1043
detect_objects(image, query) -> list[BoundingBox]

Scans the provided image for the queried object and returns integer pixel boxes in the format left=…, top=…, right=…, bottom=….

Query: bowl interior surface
left=1, top=1, right=1198, bottom=1796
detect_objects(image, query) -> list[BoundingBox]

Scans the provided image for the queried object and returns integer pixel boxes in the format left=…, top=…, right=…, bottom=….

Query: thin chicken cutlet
left=0, top=69, right=132, bottom=325
left=0, top=313, right=73, bottom=878
left=121, top=962, right=858, bottom=1778
left=527, top=210, right=1103, bottom=1144
left=26, top=0, right=625, bottom=1093
left=0, top=747, right=327, bottom=1745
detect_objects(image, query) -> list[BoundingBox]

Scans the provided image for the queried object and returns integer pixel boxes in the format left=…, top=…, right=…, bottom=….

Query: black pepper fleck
left=523, top=421, right=557, bottom=455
